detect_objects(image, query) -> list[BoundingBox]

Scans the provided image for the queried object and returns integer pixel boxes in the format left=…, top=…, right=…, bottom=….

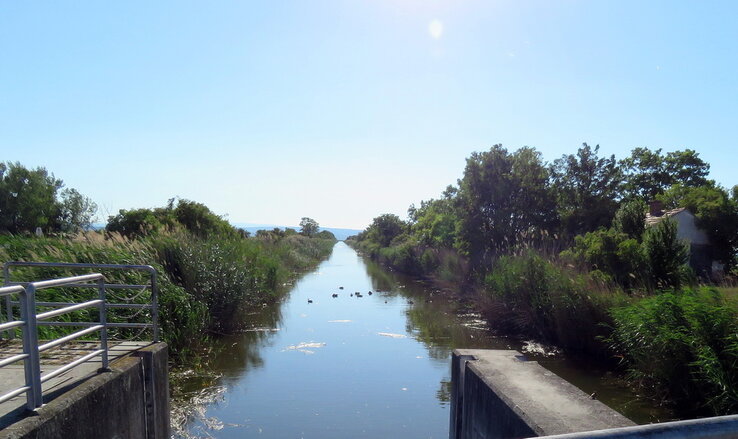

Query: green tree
left=550, top=143, right=623, bottom=236
left=106, top=208, right=164, bottom=238
left=664, top=149, right=710, bottom=187
left=174, top=199, right=235, bottom=238
left=299, top=217, right=319, bottom=237
left=643, top=219, right=690, bottom=289
left=0, top=162, right=63, bottom=233
left=366, top=213, right=406, bottom=247
left=620, top=147, right=710, bottom=200
left=316, top=230, right=336, bottom=240
left=457, top=145, right=557, bottom=265
left=59, top=188, right=98, bottom=233
left=612, top=199, right=647, bottom=240
left=410, top=197, right=459, bottom=248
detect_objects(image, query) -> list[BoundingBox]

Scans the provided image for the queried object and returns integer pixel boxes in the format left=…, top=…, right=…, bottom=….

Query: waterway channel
left=172, top=242, right=671, bottom=438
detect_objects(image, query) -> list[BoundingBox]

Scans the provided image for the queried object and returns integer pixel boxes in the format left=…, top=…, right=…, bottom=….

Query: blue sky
left=1, top=1, right=736, bottom=229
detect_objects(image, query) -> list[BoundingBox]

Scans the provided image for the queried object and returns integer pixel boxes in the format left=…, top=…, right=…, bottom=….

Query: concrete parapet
left=0, top=342, right=170, bottom=439
left=449, top=349, right=634, bottom=439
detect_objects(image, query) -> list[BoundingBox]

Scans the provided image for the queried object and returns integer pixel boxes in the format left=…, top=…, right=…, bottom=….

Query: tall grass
left=608, top=288, right=738, bottom=415
left=0, top=231, right=335, bottom=362
left=482, top=250, right=629, bottom=358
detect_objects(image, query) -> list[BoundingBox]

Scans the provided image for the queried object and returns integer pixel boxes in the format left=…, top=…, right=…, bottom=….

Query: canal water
left=172, top=242, right=669, bottom=439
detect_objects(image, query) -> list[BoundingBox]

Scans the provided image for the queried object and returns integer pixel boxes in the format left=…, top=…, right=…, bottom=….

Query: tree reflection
left=361, top=256, right=508, bottom=406
left=171, top=290, right=286, bottom=438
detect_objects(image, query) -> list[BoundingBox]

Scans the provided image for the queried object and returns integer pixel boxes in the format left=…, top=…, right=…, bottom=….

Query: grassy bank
left=0, top=231, right=335, bottom=363
left=349, top=236, right=738, bottom=417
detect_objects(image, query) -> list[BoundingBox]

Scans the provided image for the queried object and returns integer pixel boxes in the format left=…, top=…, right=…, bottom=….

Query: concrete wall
left=0, top=343, right=169, bottom=439
left=450, top=350, right=634, bottom=439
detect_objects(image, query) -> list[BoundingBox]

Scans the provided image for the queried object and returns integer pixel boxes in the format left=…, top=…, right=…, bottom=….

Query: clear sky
left=1, top=1, right=736, bottom=230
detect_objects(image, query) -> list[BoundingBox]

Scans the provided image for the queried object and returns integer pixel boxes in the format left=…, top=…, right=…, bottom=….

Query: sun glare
left=428, top=19, right=443, bottom=39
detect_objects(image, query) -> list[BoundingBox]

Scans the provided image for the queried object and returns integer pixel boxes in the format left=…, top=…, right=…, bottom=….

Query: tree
left=612, top=199, right=647, bottom=240
left=550, top=143, right=623, bottom=236
left=59, top=188, right=98, bottom=233
left=0, top=162, right=63, bottom=234
left=457, top=145, right=557, bottom=265
left=664, top=150, right=710, bottom=187
left=366, top=214, right=406, bottom=247
left=106, top=208, right=164, bottom=238
left=174, top=199, right=234, bottom=238
left=620, top=147, right=710, bottom=200
left=410, top=197, right=459, bottom=248
left=299, top=217, right=319, bottom=237
left=316, top=230, right=336, bottom=240
left=643, top=219, right=690, bottom=289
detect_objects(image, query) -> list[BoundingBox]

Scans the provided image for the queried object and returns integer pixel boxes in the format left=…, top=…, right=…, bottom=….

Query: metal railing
left=3, top=262, right=159, bottom=342
left=0, top=262, right=160, bottom=411
left=539, top=414, right=738, bottom=439
left=0, top=274, right=108, bottom=410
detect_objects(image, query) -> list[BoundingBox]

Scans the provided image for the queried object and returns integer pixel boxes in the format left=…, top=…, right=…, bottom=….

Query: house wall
left=672, top=211, right=709, bottom=245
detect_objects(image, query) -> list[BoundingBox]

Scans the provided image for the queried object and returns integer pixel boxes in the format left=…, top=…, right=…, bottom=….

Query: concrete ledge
left=0, top=343, right=169, bottom=439
left=450, top=349, right=634, bottom=439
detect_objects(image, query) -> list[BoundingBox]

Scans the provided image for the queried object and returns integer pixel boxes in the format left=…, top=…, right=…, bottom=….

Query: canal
left=172, top=242, right=669, bottom=438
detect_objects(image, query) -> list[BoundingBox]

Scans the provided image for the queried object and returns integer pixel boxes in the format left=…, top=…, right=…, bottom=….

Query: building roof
left=645, top=207, right=687, bottom=226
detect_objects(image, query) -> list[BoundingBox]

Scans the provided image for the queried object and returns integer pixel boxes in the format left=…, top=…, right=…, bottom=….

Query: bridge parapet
left=450, top=349, right=738, bottom=439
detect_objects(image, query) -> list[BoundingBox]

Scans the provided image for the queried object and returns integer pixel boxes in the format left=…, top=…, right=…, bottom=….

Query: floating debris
left=522, top=340, right=561, bottom=357
left=170, top=383, right=228, bottom=439
left=377, top=332, right=406, bottom=339
left=283, top=342, right=327, bottom=354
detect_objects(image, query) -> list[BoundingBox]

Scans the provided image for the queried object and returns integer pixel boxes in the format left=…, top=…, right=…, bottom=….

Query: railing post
left=22, top=283, right=43, bottom=409
left=3, top=263, right=15, bottom=339
left=97, top=278, right=109, bottom=371
left=151, top=270, right=159, bottom=343
left=16, top=288, right=34, bottom=411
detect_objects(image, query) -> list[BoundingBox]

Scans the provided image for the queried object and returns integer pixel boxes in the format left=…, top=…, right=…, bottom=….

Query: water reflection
left=171, top=287, right=287, bottom=437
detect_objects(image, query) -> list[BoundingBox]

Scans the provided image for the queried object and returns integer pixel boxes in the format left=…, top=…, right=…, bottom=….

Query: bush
left=609, top=288, right=738, bottom=415
left=378, top=241, right=422, bottom=275
left=562, top=228, right=648, bottom=290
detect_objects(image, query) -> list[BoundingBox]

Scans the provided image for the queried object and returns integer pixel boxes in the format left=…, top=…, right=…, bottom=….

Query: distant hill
left=234, top=224, right=361, bottom=241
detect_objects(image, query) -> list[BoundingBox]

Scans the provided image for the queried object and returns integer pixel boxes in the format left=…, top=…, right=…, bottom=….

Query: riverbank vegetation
left=349, top=144, right=738, bottom=416
left=0, top=162, right=336, bottom=363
